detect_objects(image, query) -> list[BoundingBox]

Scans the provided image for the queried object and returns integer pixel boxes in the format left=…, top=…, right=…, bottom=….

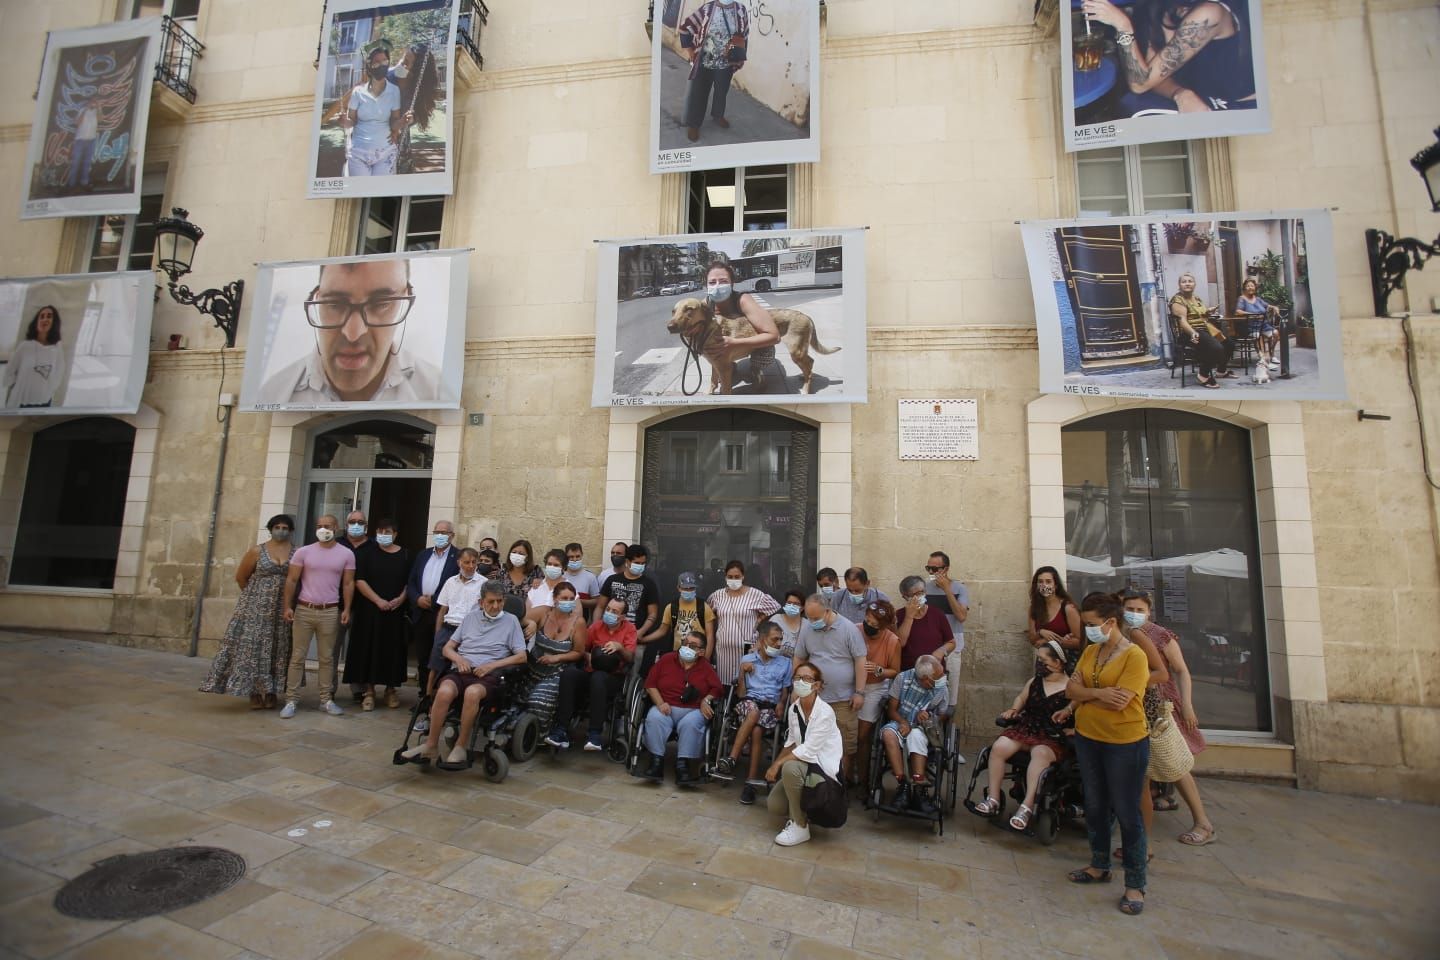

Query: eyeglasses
left=303, top=293, right=415, bottom=329
left=924, top=565, right=944, bottom=573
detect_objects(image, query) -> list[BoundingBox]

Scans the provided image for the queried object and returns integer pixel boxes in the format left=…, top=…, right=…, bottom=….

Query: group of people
left=1170, top=272, right=1285, bottom=388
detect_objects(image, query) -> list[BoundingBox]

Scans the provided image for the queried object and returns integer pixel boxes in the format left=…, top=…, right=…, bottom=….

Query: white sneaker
left=775, top=820, right=811, bottom=847
left=1268, top=359, right=1281, bottom=369
left=279, top=702, right=297, bottom=719
left=445, top=744, right=469, bottom=765
left=323, top=701, right=344, bottom=716
left=955, top=752, right=967, bottom=765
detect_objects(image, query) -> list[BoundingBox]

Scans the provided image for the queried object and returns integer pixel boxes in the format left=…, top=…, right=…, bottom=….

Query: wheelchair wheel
left=482, top=749, right=510, bottom=783
left=607, top=736, right=631, bottom=765
left=1034, top=809, right=1059, bottom=846
left=509, top=712, right=540, bottom=763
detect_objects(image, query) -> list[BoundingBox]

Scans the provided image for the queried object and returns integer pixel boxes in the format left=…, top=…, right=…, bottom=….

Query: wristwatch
left=1115, top=32, right=1135, bottom=47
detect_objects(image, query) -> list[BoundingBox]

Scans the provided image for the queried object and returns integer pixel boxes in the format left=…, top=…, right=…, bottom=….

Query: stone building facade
left=0, top=0, right=1437, bottom=803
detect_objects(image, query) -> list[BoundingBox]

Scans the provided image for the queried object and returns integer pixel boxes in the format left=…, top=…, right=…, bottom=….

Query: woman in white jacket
left=764, top=661, right=842, bottom=846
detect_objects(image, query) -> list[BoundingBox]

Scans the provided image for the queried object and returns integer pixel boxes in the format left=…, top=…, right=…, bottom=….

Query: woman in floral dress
left=200, top=515, right=295, bottom=708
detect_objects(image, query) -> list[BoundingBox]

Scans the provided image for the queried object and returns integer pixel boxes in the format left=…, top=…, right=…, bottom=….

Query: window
left=772, top=443, right=791, bottom=484
left=686, top=165, right=790, bottom=233
left=337, top=20, right=359, bottom=54
left=665, top=436, right=700, bottom=495
left=130, top=0, right=199, bottom=20
left=1076, top=142, right=1202, bottom=218
left=11, top=418, right=136, bottom=589
left=85, top=172, right=165, bottom=273
left=722, top=439, right=746, bottom=474
left=357, top=196, right=445, bottom=254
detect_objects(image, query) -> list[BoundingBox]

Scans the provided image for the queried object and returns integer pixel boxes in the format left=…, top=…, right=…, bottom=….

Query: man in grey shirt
left=825, top=566, right=890, bottom=624
left=793, top=594, right=867, bottom=782
left=400, top=580, right=526, bottom=768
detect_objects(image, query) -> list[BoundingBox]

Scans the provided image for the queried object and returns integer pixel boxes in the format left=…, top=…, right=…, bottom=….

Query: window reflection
left=310, top=419, right=434, bottom=471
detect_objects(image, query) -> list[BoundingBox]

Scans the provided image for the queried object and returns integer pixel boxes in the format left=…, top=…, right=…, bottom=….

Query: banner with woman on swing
left=307, top=0, right=459, bottom=199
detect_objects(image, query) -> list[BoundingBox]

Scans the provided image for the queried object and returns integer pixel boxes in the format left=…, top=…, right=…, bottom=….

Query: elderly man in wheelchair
left=878, top=654, right=949, bottom=816
left=400, top=580, right=528, bottom=767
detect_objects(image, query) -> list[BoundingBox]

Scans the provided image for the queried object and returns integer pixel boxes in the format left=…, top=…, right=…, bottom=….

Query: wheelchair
left=707, top=684, right=786, bottom=788
left=961, top=722, right=1084, bottom=846
left=623, top=688, right=719, bottom=787
left=544, top=649, right=644, bottom=761
left=862, top=700, right=961, bottom=836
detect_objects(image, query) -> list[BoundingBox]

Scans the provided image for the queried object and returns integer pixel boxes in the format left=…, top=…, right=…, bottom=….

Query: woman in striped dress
left=705, top=560, right=779, bottom=685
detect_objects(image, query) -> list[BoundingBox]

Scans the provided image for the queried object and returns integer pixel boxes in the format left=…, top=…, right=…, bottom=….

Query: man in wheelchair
left=639, top=630, right=723, bottom=785
left=878, top=654, right=949, bottom=816
left=400, top=580, right=528, bottom=767
left=715, top=621, right=792, bottom=804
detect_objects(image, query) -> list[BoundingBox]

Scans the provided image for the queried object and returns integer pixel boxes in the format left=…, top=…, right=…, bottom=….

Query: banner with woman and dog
left=593, top=228, right=867, bottom=406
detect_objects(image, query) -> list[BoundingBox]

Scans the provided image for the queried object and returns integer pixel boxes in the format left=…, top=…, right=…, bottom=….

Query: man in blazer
left=407, top=519, right=459, bottom=688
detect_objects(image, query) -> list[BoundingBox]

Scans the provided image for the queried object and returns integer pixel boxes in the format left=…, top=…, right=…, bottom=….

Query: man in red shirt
left=639, top=629, right=723, bottom=785
left=545, top=597, right=636, bottom=752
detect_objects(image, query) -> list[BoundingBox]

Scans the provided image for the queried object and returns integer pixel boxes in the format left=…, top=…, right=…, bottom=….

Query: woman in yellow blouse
left=1058, top=591, right=1152, bottom=916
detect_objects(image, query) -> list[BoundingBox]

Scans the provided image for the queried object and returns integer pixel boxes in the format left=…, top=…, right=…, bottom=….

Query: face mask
left=783, top=603, right=801, bottom=617
left=315, top=528, right=335, bottom=542
left=862, top=622, right=879, bottom=637
left=611, top=555, right=625, bottom=568
left=346, top=523, right=365, bottom=538
left=726, top=578, right=743, bottom=590
left=910, top=595, right=927, bottom=608
left=1123, top=611, right=1148, bottom=628
left=567, top=559, right=584, bottom=570
left=849, top=591, right=865, bottom=603
left=708, top=282, right=733, bottom=301
left=482, top=608, right=502, bottom=622
left=433, top=533, right=450, bottom=548
left=1085, top=624, right=1107, bottom=644
left=391, top=62, right=409, bottom=79
left=367, top=63, right=388, bottom=80
left=678, top=646, right=698, bottom=663
left=544, top=565, right=563, bottom=580
left=510, top=552, right=528, bottom=567
left=807, top=616, right=828, bottom=630
left=819, top=585, right=835, bottom=596
left=476, top=563, right=496, bottom=577
left=556, top=599, right=577, bottom=614
left=629, top=562, right=646, bottom=576
left=680, top=589, right=696, bottom=602
left=270, top=529, right=291, bottom=542
left=767, top=645, right=785, bottom=657
left=602, top=611, right=621, bottom=627
left=1038, top=583, right=1055, bottom=598
left=792, top=679, right=814, bottom=698
left=1035, top=659, right=1050, bottom=679
left=376, top=534, right=395, bottom=547
left=926, top=573, right=937, bottom=583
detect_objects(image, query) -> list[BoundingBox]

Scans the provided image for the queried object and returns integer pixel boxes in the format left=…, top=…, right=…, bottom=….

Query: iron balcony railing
left=456, top=0, right=489, bottom=70
left=156, top=15, right=204, bottom=103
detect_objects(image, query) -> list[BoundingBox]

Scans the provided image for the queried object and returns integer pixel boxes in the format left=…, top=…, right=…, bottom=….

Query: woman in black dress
left=972, top=640, right=1073, bottom=830
left=344, top=518, right=410, bottom=710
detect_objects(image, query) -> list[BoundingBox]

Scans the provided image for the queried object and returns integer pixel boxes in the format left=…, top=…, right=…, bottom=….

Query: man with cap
left=639, top=570, right=711, bottom=676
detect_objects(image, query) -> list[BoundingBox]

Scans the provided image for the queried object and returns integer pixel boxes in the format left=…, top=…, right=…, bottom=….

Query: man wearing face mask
left=562, top=542, right=601, bottom=612
left=547, top=598, right=638, bottom=753
left=597, top=544, right=659, bottom=640
left=792, top=594, right=868, bottom=783
left=421, top=546, right=487, bottom=709
left=716, top=621, right=793, bottom=803
left=639, top=630, right=724, bottom=785
left=923, top=550, right=971, bottom=739
left=280, top=515, right=356, bottom=718
left=335, top=510, right=373, bottom=703
left=642, top=571, right=711, bottom=675
left=815, top=567, right=840, bottom=601
left=598, top=541, right=629, bottom=590
left=407, top=519, right=458, bottom=692
left=826, top=567, right=889, bottom=625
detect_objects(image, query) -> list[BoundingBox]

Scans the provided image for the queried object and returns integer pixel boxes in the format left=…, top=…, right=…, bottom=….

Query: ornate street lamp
left=1366, top=127, right=1440, bottom=318
left=153, top=207, right=245, bottom=347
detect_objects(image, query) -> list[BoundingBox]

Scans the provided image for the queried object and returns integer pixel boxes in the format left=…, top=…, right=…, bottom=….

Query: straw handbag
left=1147, top=700, right=1194, bottom=783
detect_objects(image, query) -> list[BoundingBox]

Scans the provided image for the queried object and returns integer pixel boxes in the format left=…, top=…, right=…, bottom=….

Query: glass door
left=302, top=478, right=370, bottom=544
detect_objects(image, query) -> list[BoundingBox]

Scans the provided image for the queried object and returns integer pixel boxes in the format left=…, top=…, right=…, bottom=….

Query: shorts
left=735, top=697, right=779, bottom=731
left=427, top=623, right=458, bottom=674
left=438, top=670, right=502, bottom=699
left=859, top=683, right=888, bottom=724
left=829, top=698, right=858, bottom=757
left=881, top=720, right=932, bottom=756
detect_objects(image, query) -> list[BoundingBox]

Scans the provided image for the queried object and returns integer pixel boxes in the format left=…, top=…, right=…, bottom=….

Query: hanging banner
left=1020, top=210, right=1345, bottom=401
left=1061, top=0, right=1270, bottom=151
left=239, top=249, right=468, bottom=411
left=593, top=228, right=866, bottom=406
left=20, top=18, right=162, bottom=220
left=307, top=0, right=460, bottom=199
left=0, top=272, right=154, bottom=415
left=650, top=0, right=820, bottom=174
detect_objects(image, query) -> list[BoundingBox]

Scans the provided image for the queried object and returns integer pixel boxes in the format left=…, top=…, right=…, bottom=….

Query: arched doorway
left=1061, top=409, right=1270, bottom=732
left=300, top=417, right=434, bottom=552
left=640, top=409, right=818, bottom=599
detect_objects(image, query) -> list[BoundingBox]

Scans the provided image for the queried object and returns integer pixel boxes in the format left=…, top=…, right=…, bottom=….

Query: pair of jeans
left=643, top=703, right=708, bottom=758
left=683, top=66, right=734, bottom=128
left=66, top=138, right=96, bottom=188
left=286, top=605, right=339, bottom=705
left=1072, top=733, right=1150, bottom=892
left=554, top=666, right=622, bottom=740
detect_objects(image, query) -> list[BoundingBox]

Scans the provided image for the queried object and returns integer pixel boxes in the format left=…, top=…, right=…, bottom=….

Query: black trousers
left=554, top=666, right=623, bottom=738
left=683, top=66, right=734, bottom=128
left=1195, top=331, right=1234, bottom=379
left=409, top=607, right=438, bottom=687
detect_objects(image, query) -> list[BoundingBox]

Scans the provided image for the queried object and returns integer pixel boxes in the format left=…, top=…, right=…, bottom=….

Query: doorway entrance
left=301, top=417, right=435, bottom=552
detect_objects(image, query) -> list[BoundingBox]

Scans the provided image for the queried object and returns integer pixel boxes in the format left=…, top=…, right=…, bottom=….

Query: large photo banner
left=20, top=18, right=161, bottom=220
left=1062, top=0, right=1270, bottom=151
left=307, top=0, right=459, bottom=199
left=650, top=0, right=820, bottom=174
left=1020, top=211, right=1345, bottom=401
left=594, top=228, right=866, bottom=406
left=0, top=272, right=154, bottom=415
left=239, top=249, right=468, bottom=412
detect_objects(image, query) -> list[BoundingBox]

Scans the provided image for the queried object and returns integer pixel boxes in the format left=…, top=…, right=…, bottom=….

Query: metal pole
left=189, top=401, right=234, bottom=657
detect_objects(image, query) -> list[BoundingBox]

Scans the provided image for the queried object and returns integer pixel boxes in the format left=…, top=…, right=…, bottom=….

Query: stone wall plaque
left=898, top=399, right=979, bottom=461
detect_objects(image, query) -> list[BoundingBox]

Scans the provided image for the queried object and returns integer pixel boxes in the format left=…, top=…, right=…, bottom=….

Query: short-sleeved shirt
left=584, top=620, right=637, bottom=674
left=896, top=606, right=955, bottom=672
left=293, top=542, right=355, bottom=605
left=924, top=579, right=971, bottom=646
left=661, top=597, right=710, bottom=652
left=793, top=615, right=867, bottom=703
left=599, top=573, right=660, bottom=628
left=1074, top=642, right=1150, bottom=745
left=888, top=669, right=948, bottom=725
left=527, top=579, right=565, bottom=610
left=437, top=573, right=486, bottom=627
left=645, top=652, right=724, bottom=707
left=451, top=609, right=527, bottom=668
left=563, top=568, right=599, bottom=598
left=349, top=80, right=401, bottom=150
left=826, top=585, right=889, bottom=624
left=739, top=651, right=793, bottom=704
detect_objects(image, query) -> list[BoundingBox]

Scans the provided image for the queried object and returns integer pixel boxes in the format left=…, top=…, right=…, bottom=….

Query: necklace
left=1091, top=639, right=1123, bottom=688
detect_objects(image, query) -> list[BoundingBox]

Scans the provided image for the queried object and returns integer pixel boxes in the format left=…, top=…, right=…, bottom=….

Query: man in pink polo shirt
left=281, top=514, right=356, bottom=718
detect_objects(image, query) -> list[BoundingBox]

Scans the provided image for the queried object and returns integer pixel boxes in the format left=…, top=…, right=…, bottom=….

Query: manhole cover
left=54, top=846, right=247, bottom=920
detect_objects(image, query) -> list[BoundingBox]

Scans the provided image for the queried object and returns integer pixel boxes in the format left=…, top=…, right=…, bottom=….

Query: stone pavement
left=0, top=632, right=1435, bottom=960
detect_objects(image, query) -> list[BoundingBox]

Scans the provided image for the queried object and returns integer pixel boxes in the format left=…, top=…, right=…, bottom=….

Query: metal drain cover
left=54, top=846, right=246, bottom=920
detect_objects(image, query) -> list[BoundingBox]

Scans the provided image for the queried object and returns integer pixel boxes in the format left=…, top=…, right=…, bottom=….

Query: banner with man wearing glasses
left=239, top=249, right=468, bottom=411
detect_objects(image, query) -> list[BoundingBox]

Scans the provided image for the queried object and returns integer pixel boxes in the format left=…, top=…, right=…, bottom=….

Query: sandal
left=1178, top=826, right=1217, bottom=846
left=385, top=688, right=400, bottom=709
left=1200, top=378, right=1220, bottom=389
left=972, top=796, right=1001, bottom=816
left=1119, top=895, right=1145, bottom=915
left=249, top=694, right=265, bottom=710
left=1068, top=868, right=1111, bottom=884
left=362, top=693, right=375, bottom=712
left=1009, top=804, right=1034, bottom=831
left=1217, top=370, right=1238, bottom=379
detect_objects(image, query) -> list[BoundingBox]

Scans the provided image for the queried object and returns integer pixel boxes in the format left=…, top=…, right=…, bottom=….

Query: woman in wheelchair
left=400, top=581, right=529, bottom=766
left=640, top=630, right=723, bottom=785
left=715, top=621, right=792, bottom=803
left=973, top=640, right=1072, bottom=829
left=878, top=654, right=948, bottom=816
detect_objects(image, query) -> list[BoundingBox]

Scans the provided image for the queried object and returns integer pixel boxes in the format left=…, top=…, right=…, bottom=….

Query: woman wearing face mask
left=1065, top=592, right=1154, bottom=916
left=895, top=575, right=955, bottom=672
left=343, top=519, right=410, bottom=710
left=706, top=559, right=780, bottom=685
left=972, top=641, right=1073, bottom=830
left=768, top=588, right=807, bottom=657
left=702, top=260, right=785, bottom=395
left=677, top=0, right=750, bottom=143
left=1026, top=566, right=1082, bottom=653
left=526, top=549, right=568, bottom=613
left=499, top=539, right=540, bottom=599
left=200, top=515, right=296, bottom=709
left=1123, top=591, right=1216, bottom=847
left=524, top=582, right=587, bottom=733
left=765, top=662, right=841, bottom=847
left=342, top=44, right=403, bottom=177
left=856, top=599, right=903, bottom=789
